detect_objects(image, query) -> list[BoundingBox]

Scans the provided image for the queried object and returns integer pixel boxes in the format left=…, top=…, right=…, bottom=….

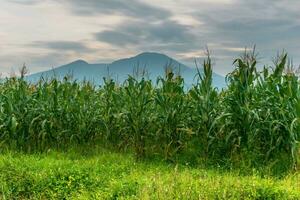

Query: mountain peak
left=134, top=52, right=170, bottom=59
left=110, top=52, right=179, bottom=70
left=69, top=59, right=88, bottom=65
left=26, top=52, right=226, bottom=88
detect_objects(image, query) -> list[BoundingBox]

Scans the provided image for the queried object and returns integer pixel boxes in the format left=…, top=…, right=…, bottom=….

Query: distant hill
left=26, top=52, right=226, bottom=88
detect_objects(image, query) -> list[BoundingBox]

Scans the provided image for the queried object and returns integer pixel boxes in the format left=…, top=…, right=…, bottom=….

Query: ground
left=0, top=148, right=299, bottom=200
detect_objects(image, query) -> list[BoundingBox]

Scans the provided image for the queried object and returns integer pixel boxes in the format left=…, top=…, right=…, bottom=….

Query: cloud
left=2, top=0, right=300, bottom=76
left=194, top=0, right=300, bottom=48
left=9, top=0, right=41, bottom=5
left=95, top=31, right=138, bottom=46
left=177, top=0, right=300, bottom=72
left=95, top=19, right=197, bottom=51
left=31, top=41, right=93, bottom=52
left=58, top=0, right=171, bottom=20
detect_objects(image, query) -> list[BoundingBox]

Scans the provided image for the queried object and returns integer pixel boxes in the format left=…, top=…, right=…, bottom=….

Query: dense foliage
left=1, top=151, right=299, bottom=199
left=0, top=52, right=299, bottom=170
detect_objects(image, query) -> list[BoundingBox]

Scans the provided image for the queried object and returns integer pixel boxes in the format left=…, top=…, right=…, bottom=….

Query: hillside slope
left=26, top=52, right=226, bottom=88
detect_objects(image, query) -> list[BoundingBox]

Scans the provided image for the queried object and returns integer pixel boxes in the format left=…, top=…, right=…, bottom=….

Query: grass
left=0, top=148, right=299, bottom=199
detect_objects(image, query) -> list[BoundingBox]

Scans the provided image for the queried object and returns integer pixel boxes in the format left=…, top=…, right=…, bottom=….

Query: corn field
left=0, top=51, right=299, bottom=169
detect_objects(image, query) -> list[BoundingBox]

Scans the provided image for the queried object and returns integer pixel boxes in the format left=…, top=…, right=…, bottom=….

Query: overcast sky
left=1, top=0, right=300, bottom=76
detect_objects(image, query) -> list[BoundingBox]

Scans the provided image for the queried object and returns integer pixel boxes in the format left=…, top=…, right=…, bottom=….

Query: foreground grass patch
left=0, top=150, right=299, bottom=199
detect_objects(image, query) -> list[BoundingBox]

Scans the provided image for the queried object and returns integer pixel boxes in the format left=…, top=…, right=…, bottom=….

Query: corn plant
left=154, top=69, right=191, bottom=160
left=99, top=78, right=123, bottom=146
left=189, top=54, right=218, bottom=158
left=205, top=49, right=261, bottom=164
left=248, top=54, right=300, bottom=167
left=121, top=76, right=153, bottom=158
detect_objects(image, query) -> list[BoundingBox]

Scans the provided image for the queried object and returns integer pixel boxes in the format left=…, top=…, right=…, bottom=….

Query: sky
left=1, top=0, right=300, bottom=76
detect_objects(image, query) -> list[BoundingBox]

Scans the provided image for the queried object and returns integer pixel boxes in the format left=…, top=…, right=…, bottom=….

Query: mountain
left=26, top=52, right=226, bottom=88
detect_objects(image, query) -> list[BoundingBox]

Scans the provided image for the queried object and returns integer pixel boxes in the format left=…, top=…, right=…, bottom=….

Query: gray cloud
left=171, top=0, right=300, bottom=72
left=95, top=31, right=139, bottom=46
left=59, top=0, right=171, bottom=20
left=2, top=0, right=300, bottom=76
left=31, top=41, right=93, bottom=52
left=194, top=0, right=300, bottom=51
left=95, top=19, right=198, bottom=51
left=9, top=0, right=41, bottom=5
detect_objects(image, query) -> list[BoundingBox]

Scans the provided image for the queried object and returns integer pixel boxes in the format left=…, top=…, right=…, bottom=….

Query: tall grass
left=0, top=51, right=299, bottom=171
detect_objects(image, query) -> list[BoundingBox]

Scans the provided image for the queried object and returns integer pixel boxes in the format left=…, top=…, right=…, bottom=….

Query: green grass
left=0, top=149, right=299, bottom=199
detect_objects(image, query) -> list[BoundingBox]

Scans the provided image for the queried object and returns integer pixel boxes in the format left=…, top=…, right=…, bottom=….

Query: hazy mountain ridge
left=26, top=52, right=226, bottom=88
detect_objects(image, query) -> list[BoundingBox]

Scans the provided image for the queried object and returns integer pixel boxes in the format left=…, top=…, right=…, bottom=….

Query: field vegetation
left=0, top=50, right=299, bottom=199
left=0, top=149, right=299, bottom=199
